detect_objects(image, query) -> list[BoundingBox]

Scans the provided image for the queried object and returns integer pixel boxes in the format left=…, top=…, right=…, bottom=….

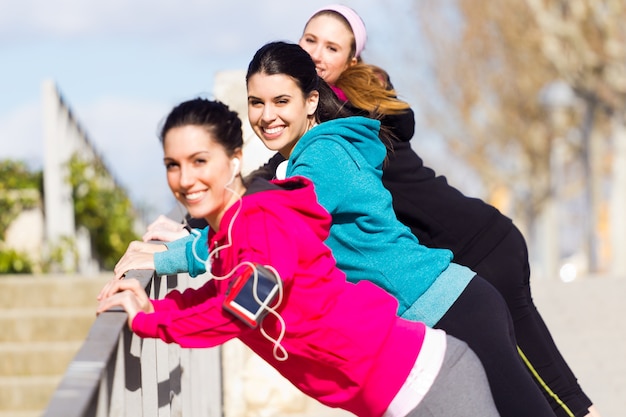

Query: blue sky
left=0, top=0, right=445, bottom=220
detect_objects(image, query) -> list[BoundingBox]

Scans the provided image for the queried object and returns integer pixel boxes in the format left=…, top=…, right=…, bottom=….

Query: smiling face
left=162, top=124, right=242, bottom=230
left=247, top=72, right=319, bottom=158
left=298, top=14, right=357, bottom=85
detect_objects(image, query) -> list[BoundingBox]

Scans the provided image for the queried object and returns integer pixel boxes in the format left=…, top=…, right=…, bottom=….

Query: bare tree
left=413, top=0, right=626, bottom=273
left=413, top=0, right=562, bottom=236
left=525, top=0, right=626, bottom=272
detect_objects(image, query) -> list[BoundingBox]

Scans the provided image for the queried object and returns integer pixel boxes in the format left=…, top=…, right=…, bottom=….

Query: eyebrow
left=248, top=94, right=293, bottom=101
left=163, top=151, right=210, bottom=161
left=324, top=40, right=342, bottom=49
left=303, top=32, right=341, bottom=48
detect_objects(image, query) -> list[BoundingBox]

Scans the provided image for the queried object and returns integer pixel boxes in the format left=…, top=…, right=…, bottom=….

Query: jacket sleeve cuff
left=151, top=297, right=179, bottom=312
left=132, top=311, right=163, bottom=339
left=185, top=230, right=209, bottom=278
left=154, top=248, right=189, bottom=275
left=164, top=234, right=194, bottom=250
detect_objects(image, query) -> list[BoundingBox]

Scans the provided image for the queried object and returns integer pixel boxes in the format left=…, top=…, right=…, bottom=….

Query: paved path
left=531, top=274, right=625, bottom=416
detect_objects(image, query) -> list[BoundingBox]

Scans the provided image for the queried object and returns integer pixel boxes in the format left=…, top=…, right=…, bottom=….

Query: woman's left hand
left=143, top=215, right=189, bottom=242
left=113, top=242, right=163, bottom=280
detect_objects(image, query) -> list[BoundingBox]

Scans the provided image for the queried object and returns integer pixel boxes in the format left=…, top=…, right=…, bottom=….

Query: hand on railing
left=143, top=214, right=190, bottom=242
left=96, top=278, right=155, bottom=328
left=95, top=240, right=165, bottom=302
left=112, top=240, right=166, bottom=280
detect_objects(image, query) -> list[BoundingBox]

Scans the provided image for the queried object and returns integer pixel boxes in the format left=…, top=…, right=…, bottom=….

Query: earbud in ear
left=231, top=158, right=241, bottom=177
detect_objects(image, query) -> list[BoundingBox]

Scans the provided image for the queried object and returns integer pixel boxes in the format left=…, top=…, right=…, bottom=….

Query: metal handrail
left=42, top=270, right=222, bottom=417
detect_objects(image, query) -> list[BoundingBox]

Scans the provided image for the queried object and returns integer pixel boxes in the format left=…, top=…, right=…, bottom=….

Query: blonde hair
left=335, top=63, right=410, bottom=115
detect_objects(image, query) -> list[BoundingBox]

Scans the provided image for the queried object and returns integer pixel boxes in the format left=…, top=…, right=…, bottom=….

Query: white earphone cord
left=189, top=173, right=288, bottom=361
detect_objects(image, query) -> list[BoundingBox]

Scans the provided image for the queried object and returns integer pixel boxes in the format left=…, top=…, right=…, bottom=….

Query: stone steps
left=0, top=307, right=97, bottom=343
left=0, top=274, right=110, bottom=309
left=0, top=341, right=83, bottom=377
left=0, top=412, right=41, bottom=417
left=0, top=375, right=61, bottom=412
left=0, top=274, right=111, bottom=415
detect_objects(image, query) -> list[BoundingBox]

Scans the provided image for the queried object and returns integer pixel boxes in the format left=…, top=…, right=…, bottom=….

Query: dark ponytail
left=159, top=98, right=243, bottom=156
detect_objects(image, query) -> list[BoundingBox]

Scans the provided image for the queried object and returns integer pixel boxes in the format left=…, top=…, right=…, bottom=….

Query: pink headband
left=311, top=4, right=367, bottom=58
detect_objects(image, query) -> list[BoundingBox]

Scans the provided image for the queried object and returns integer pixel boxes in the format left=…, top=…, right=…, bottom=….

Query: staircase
left=0, top=274, right=111, bottom=417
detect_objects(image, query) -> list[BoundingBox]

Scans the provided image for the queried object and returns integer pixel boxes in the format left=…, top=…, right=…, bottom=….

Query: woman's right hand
left=98, top=247, right=155, bottom=301
left=143, top=215, right=189, bottom=242
left=97, top=240, right=167, bottom=300
left=96, top=278, right=154, bottom=327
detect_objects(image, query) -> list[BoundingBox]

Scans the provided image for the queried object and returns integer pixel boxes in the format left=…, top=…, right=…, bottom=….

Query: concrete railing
left=41, top=270, right=222, bottom=417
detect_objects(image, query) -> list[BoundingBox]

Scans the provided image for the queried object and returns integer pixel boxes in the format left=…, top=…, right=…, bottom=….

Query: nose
left=179, top=164, right=195, bottom=189
left=308, top=45, right=322, bottom=63
left=261, top=103, right=276, bottom=123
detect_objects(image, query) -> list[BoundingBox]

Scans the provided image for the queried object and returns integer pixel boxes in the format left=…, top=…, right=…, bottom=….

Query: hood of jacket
left=290, top=116, right=385, bottom=172
left=217, top=176, right=333, bottom=244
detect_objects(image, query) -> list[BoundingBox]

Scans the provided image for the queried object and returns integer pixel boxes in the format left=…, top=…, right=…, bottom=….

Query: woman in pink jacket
left=97, top=98, right=499, bottom=417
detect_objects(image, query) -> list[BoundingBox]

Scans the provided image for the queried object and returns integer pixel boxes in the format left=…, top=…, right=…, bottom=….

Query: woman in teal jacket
left=243, top=41, right=555, bottom=417
left=284, top=116, right=472, bottom=325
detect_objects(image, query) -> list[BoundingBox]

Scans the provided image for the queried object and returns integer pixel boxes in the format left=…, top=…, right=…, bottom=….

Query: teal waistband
left=400, top=263, right=475, bottom=327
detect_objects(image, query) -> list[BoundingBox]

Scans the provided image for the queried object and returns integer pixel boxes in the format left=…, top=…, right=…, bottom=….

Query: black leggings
left=468, top=226, right=592, bottom=417
left=435, top=276, right=555, bottom=417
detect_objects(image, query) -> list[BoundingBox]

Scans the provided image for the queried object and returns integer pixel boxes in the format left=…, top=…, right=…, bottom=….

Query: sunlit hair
left=335, top=63, right=410, bottom=115
left=246, top=41, right=355, bottom=124
left=159, top=98, right=243, bottom=157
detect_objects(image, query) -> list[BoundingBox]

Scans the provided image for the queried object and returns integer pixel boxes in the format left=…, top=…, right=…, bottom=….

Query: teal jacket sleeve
left=185, top=228, right=209, bottom=277
left=154, top=227, right=209, bottom=277
left=164, top=233, right=194, bottom=250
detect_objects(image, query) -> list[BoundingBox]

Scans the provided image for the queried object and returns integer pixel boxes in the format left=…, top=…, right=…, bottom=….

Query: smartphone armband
left=223, top=264, right=280, bottom=328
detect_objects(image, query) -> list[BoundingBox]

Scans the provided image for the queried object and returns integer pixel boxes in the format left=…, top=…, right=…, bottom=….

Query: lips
left=183, top=191, right=205, bottom=203
left=263, top=125, right=285, bottom=138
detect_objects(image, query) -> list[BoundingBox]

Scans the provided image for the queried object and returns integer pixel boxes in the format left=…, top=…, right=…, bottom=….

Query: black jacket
left=381, top=109, right=513, bottom=268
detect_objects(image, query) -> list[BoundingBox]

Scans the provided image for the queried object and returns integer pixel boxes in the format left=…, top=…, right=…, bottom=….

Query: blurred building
left=3, top=80, right=143, bottom=273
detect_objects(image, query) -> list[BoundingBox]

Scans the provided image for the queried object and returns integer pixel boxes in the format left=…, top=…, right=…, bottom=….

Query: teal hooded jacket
left=285, top=116, right=475, bottom=326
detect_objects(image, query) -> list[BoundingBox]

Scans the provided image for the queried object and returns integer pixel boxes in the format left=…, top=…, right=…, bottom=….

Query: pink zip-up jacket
left=132, top=177, right=426, bottom=417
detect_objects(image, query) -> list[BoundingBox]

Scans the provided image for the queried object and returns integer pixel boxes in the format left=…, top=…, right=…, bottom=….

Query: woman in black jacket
left=293, top=5, right=599, bottom=417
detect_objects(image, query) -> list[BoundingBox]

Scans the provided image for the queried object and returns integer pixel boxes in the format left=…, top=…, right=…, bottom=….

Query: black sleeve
left=381, top=107, right=415, bottom=143
left=244, top=152, right=286, bottom=182
left=382, top=75, right=416, bottom=143
left=186, top=214, right=208, bottom=230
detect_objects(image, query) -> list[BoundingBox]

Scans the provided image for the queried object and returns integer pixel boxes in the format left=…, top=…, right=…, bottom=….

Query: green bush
left=0, top=249, right=33, bottom=274
left=67, top=154, right=140, bottom=270
left=0, top=160, right=42, bottom=241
